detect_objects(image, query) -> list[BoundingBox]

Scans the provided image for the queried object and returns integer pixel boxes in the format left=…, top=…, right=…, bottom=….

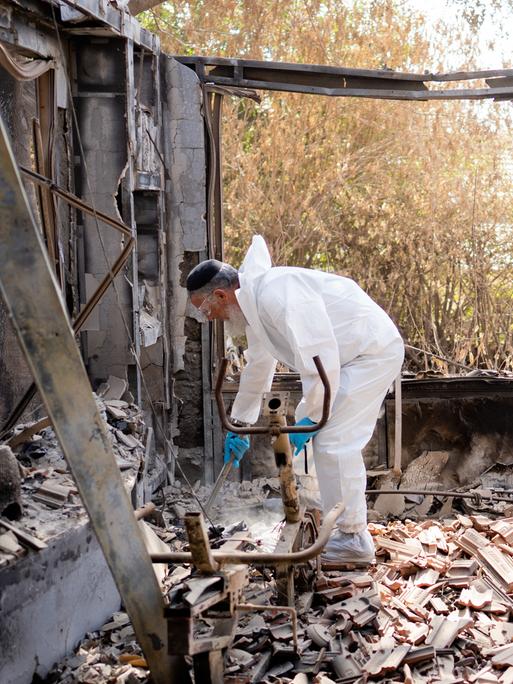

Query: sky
left=406, top=0, right=513, bottom=70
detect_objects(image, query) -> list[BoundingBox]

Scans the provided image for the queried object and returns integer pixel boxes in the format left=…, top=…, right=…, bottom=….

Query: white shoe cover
left=321, top=528, right=375, bottom=564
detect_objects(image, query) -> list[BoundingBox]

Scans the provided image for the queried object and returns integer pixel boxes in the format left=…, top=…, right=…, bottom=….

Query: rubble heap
left=44, top=495, right=513, bottom=683
left=0, top=394, right=144, bottom=567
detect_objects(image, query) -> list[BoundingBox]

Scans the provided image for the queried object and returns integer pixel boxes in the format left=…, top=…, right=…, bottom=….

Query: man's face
left=190, top=288, right=240, bottom=323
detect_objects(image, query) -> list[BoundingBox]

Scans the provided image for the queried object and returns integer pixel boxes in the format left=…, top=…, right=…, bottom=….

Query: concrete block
left=166, top=57, right=202, bottom=111
left=169, top=119, right=204, bottom=149
left=0, top=522, right=120, bottom=684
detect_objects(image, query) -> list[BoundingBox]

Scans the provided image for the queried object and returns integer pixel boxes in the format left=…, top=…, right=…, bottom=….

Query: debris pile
left=214, top=514, right=513, bottom=682
left=41, top=611, right=148, bottom=684
left=0, top=391, right=144, bottom=567
left=44, top=504, right=513, bottom=683
left=156, top=473, right=320, bottom=527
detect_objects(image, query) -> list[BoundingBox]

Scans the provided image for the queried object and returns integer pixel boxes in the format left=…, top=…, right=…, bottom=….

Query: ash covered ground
left=40, top=471, right=513, bottom=684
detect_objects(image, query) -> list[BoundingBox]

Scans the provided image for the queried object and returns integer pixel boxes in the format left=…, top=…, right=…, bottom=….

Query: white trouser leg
left=312, top=338, right=404, bottom=533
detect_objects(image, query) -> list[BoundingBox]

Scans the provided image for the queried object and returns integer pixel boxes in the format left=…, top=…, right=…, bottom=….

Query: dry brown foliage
left=144, top=1, right=513, bottom=371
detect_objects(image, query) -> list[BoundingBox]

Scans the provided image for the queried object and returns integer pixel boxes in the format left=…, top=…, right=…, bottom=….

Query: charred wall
left=0, top=5, right=175, bottom=483
left=0, top=0, right=216, bottom=488
left=73, top=37, right=134, bottom=386
left=388, top=392, right=513, bottom=489
left=0, top=70, right=35, bottom=425
left=162, top=56, right=211, bottom=483
left=386, top=377, right=513, bottom=489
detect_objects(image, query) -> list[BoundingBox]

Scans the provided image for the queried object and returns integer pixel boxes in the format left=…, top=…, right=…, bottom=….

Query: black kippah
left=186, top=259, right=223, bottom=292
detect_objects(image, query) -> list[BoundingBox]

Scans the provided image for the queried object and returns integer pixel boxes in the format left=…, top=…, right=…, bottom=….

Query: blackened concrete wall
left=0, top=522, right=120, bottom=684
left=0, top=72, right=41, bottom=425
left=162, top=57, right=210, bottom=482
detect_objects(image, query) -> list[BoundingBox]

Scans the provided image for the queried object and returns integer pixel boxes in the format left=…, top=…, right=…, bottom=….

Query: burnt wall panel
left=387, top=394, right=513, bottom=485
left=73, top=37, right=133, bottom=386
left=0, top=68, right=44, bottom=425
left=132, top=46, right=171, bottom=455
left=162, top=56, right=210, bottom=482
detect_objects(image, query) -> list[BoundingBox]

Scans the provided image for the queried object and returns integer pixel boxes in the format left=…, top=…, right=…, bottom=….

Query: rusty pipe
left=215, top=355, right=331, bottom=435
left=72, top=238, right=135, bottom=332
left=272, top=414, right=300, bottom=523
left=150, top=501, right=344, bottom=566
left=215, top=357, right=269, bottom=435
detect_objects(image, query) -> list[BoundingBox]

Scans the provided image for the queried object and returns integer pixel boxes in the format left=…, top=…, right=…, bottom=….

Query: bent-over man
left=186, top=235, right=403, bottom=564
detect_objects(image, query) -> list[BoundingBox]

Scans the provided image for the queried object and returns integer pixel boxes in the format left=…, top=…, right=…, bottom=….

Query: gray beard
left=225, top=304, right=247, bottom=338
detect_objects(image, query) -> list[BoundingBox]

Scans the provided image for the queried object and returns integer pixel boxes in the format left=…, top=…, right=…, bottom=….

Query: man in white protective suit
left=186, top=235, right=404, bottom=565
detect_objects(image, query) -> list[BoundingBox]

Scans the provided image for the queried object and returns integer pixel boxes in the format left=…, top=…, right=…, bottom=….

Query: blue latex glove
left=224, top=431, right=250, bottom=468
left=289, top=417, right=319, bottom=456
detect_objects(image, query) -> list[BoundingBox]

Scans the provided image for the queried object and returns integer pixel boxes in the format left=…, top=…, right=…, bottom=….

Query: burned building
left=0, top=1, right=215, bottom=680
left=2, top=1, right=513, bottom=683
left=0, top=0, right=223, bottom=483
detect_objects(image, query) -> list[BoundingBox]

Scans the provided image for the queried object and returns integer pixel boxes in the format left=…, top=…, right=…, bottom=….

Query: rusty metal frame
left=215, top=356, right=331, bottom=435
left=34, top=68, right=60, bottom=281
left=202, top=86, right=226, bottom=379
left=21, top=167, right=134, bottom=333
left=0, top=112, right=179, bottom=683
left=202, top=86, right=223, bottom=264
left=177, top=57, right=513, bottom=101
left=190, top=57, right=513, bottom=487
left=365, top=488, right=513, bottom=504
left=237, top=603, right=298, bottom=651
left=20, top=166, right=132, bottom=238
left=32, top=118, right=58, bottom=276
left=166, top=564, right=248, bottom=684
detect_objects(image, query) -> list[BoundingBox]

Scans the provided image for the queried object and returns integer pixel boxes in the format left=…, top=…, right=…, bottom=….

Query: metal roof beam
left=175, top=56, right=513, bottom=101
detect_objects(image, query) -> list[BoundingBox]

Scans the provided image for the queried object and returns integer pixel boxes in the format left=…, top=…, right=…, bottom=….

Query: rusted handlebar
left=215, top=355, right=331, bottom=435
left=150, top=502, right=343, bottom=566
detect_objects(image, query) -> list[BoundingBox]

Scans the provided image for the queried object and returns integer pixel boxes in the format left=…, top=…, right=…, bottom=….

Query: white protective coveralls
left=230, top=236, right=404, bottom=533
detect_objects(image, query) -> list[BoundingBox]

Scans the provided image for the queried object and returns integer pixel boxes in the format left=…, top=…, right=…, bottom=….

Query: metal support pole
left=393, top=374, right=402, bottom=476
left=184, top=512, right=220, bottom=573
left=272, top=415, right=301, bottom=524
left=211, top=92, right=224, bottom=264
left=124, top=38, right=142, bottom=406
left=276, top=562, right=296, bottom=607
left=0, top=114, right=178, bottom=684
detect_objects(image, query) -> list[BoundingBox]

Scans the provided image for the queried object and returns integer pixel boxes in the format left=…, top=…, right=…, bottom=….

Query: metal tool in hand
left=203, top=454, right=235, bottom=516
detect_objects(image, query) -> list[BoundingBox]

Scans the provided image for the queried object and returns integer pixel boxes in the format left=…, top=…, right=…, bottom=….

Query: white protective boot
left=321, top=528, right=375, bottom=566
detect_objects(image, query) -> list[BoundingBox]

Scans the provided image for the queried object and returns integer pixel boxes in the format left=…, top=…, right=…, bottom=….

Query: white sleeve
left=264, top=284, right=340, bottom=423
left=287, top=305, right=340, bottom=423
left=230, top=327, right=277, bottom=424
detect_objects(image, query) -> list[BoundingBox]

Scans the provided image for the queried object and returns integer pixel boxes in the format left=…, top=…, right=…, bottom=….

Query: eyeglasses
left=195, top=293, right=215, bottom=322
left=198, top=294, right=214, bottom=316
